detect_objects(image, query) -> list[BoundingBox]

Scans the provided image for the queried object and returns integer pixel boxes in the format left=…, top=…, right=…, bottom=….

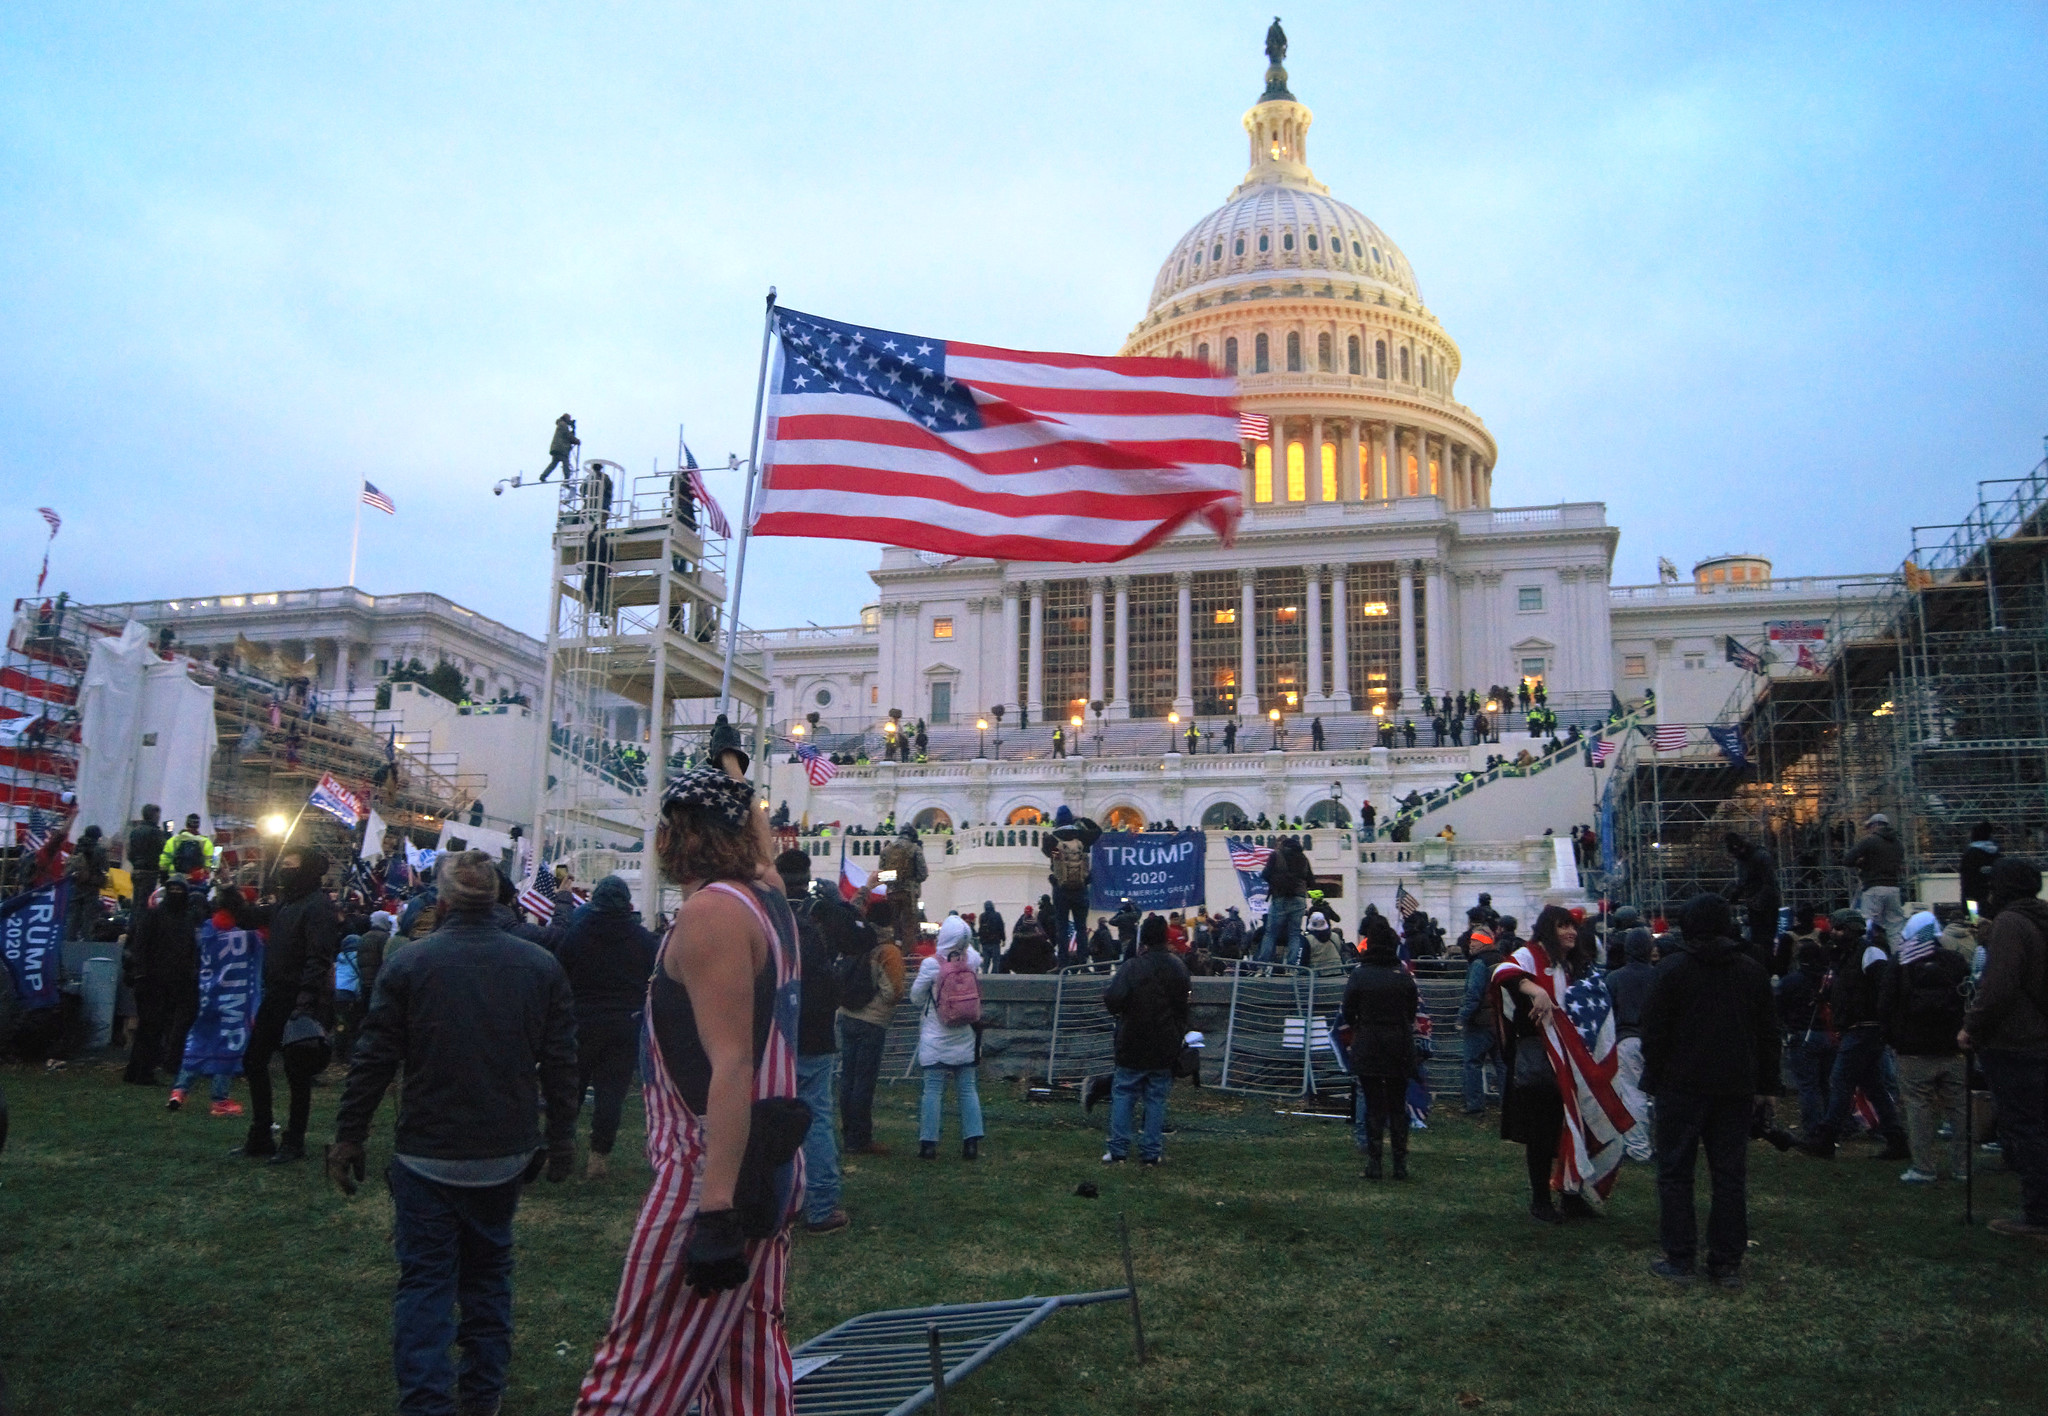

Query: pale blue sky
left=3, top=3, right=2043, bottom=636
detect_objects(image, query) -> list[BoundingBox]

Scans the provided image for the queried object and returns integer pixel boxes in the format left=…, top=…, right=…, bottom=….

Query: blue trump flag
left=181, top=919, right=265, bottom=1075
left=1087, top=829, right=1206, bottom=912
left=0, top=880, right=66, bottom=1011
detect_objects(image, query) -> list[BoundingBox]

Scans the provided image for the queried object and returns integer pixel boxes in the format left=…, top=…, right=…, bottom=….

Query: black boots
left=1391, top=1153, right=1409, bottom=1182
left=1876, top=1129, right=1912, bottom=1162
left=919, top=1141, right=937, bottom=1160
left=1362, top=1150, right=1383, bottom=1180
left=962, top=1137, right=979, bottom=1161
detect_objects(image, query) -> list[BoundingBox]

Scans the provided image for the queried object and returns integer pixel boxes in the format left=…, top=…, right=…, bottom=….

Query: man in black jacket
left=1721, top=833, right=1781, bottom=965
left=124, top=876, right=199, bottom=1085
left=778, top=850, right=848, bottom=1235
left=1880, top=910, right=1971, bottom=1182
left=1040, top=805, right=1102, bottom=964
left=1259, top=838, right=1311, bottom=966
left=1101, top=915, right=1191, bottom=1166
left=1798, top=909, right=1909, bottom=1161
left=236, top=847, right=338, bottom=1164
left=1844, top=812, right=1907, bottom=941
left=1108, top=897, right=1141, bottom=962
left=1640, top=894, right=1781, bottom=1289
left=326, top=850, right=578, bottom=1416
left=1959, top=857, right=2048, bottom=1239
left=126, top=804, right=167, bottom=918
left=553, top=874, right=656, bottom=1180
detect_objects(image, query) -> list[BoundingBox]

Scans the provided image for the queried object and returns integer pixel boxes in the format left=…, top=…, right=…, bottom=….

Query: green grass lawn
left=1, top=1060, right=2043, bottom=1416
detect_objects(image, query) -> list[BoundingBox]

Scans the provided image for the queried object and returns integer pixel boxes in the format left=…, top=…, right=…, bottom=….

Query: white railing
left=1608, top=574, right=1894, bottom=605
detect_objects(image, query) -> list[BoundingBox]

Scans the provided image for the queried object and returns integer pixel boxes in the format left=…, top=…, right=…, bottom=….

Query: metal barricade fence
left=1043, top=966, right=1118, bottom=1087
left=1212, top=964, right=1352, bottom=1098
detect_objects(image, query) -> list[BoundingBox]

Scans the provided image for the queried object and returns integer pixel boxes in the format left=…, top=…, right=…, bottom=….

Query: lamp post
left=1070, top=714, right=1084, bottom=760
left=1167, top=709, right=1180, bottom=755
left=1269, top=706, right=1283, bottom=751
left=1091, top=699, right=1105, bottom=756
left=882, top=719, right=897, bottom=760
left=976, top=717, right=988, bottom=760
left=990, top=704, right=1005, bottom=761
left=1329, top=779, right=1344, bottom=832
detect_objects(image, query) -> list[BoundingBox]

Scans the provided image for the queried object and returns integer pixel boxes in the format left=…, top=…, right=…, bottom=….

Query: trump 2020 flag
left=752, top=308, right=1242, bottom=562
left=309, top=773, right=363, bottom=829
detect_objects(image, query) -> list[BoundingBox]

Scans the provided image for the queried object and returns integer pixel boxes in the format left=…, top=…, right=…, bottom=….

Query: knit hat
left=1828, top=908, right=1867, bottom=937
left=370, top=910, right=396, bottom=932
left=436, top=850, right=500, bottom=911
left=1139, top=914, right=1168, bottom=950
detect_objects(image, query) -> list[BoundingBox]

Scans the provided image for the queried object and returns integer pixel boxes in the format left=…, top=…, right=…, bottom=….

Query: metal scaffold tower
left=531, top=454, right=771, bottom=917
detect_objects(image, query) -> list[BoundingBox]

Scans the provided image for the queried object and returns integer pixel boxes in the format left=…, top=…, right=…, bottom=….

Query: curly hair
left=656, top=799, right=759, bottom=886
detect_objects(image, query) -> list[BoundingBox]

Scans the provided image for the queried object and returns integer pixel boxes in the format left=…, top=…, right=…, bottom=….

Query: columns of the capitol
left=1172, top=570, right=1194, bottom=716
left=1267, top=416, right=1284, bottom=500
left=1086, top=576, right=1106, bottom=708
left=1397, top=559, right=1418, bottom=711
left=1304, top=562, right=1324, bottom=705
left=1001, top=583, right=1021, bottom=715
left=1377, top=422, right=1394, bottom=502
left=1109, top=574, right=1131, bottom=720
left=1237, top=566, right=1259, bottom=716
left=1341, top=420, right=1360, bottom=501
left=1423, top=557, right=1446, bottom=700
left=1025, top=581, right=1044, bottom=722
left=1330, top=567, right=1352, bottom=710
left=1308, top=416, right=1324, bottom=502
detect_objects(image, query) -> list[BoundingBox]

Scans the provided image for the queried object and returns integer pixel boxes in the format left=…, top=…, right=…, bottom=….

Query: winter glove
left=546, top=1142, right=575, bottom=1183
left=684, top=1209, right=749, bottom=1297
left=325, top=1140, right=367, bottom=1196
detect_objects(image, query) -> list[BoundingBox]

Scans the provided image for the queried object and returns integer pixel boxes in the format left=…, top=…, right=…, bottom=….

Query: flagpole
left=719, top=287, right=778, bottom=714
left=347, top=485, right=364, bottom=588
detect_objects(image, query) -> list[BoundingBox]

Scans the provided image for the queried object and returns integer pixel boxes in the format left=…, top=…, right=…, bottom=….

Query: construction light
left=261, top=813, right=289, bottom=837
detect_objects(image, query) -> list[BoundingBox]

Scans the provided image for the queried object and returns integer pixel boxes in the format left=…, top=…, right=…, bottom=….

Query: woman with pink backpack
left=910, top=915, right=985, bottom=1160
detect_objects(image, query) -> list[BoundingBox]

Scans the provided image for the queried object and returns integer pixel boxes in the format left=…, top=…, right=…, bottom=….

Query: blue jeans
left=1051, top=888, right=1089, bottom=962
left=1258, top=897, right=1305, bottom=965
left=1821, top=1027, right=1901, bottom=1140
left=1787, top=1033, right=1837, bottom=1133
left=797, top=1053, right=842, bottom=1223
left=837, top=1015, right=888, bottom=1151
left=1460, top=1028, right=1501, bottom=1113
left=919, top=1064, right=983, bottom=1143
left=386, top=1159, right=519, bottom=1416
left=1108, top=1066, right=1172, bottom=1161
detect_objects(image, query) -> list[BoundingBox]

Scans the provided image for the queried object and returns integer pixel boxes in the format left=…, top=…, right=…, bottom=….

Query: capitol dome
left=1122, top=29, right=1495, bottom=514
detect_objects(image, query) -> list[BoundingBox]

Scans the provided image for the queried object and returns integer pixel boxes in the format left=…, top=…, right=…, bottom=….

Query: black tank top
left=650, top=883, right=781, bottom=1114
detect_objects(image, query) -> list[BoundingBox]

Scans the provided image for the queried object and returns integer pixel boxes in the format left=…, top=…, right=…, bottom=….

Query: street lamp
left=1269, top=706, right=1282, bottom=751
left=882, top=719, right=897, bottom=761
left=989, top=703, right=1005, bottom=760
left=1069, top=714, right=1084, bottom=759
left=1167, top=709, right=1180, bottom=755
left=976, top=717, right=988, bottom=759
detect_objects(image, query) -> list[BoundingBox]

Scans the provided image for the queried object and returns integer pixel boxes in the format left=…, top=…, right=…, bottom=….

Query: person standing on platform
left=879, top=826, right=927, bottom=960
left=1040, top=805, right=1102, bottom=963
left=126, top=804, right=167, bottom=912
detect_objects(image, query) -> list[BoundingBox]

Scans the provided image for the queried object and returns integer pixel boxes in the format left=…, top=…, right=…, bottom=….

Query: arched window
left=1285, top=332, right=1301, bottom=372
left=911, top=807, right=952, bottom=832
left=1104, top=804, right=1147, bottom=831
left=1254, top=443, right=1274, bottom=503
left=1353, top=240, right=1363, bottom=257
left=1371, top=246, right=1382, bottom=264
left=1234, top=236, right=1245, bottom=256
left=1400, top=346, right=1411, bottom=382
left=1213, top=242, right=1224, bottom=261
left=1192, top=250, right=1201, bottom=267
left=1307, top=232, right=1319, bottom=251
left=1006, top=805, right=1044, bottom=826
left=1201, top=801, right=1247, bottom=828
left=1374, top=340, right=1388, bottom=379
left=1224, top=337, right=1239, bottom=373
left=1282, top=231, right=1295, bottom=252
left=1304, top=799, right=1351, bottom=827
left=1254, top=333, right=1270, bottom=373
left=1258, top=233, right=1270, bottom=253
left=1286, top=440, right=1306, bottom=502
left=1321, top=441, right=1338, bottom=501
left=1348, top=335, right=1361, bottom=374
left=1317, top=332, right=1332, bottom=371
left=1197, top=342, right=1210, bottom=366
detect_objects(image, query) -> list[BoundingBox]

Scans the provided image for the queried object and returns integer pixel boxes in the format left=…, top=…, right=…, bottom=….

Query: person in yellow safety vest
left=160, top=813, right=219, bottom=879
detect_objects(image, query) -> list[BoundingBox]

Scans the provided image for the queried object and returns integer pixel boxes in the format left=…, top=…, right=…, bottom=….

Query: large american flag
left=794, top=741, right=837, bottom=787
left=1395, top=884, right=1421, bottom=919
left=1589, top=736, right=1617, bottom=766
left=1225, top=841, right=1272, bottom=871
left=361, top=481, right=396, bottom=515
left=1493, top=945, right=1637, bottom=1199
left=751, top=308, right=1242, bottom=562
left=1653, top=723, right=1689, bottom=753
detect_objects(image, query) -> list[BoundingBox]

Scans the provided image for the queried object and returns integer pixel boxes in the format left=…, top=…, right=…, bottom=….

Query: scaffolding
left=1608, top=444, right=2048, bottom=916
left=532, top=454, right=771, bottom=917
left=0, top=597, right=86, bottom=891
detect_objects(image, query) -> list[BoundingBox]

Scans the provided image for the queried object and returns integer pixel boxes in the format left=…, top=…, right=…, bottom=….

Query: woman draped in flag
left=1493, top=905, right=1638, bottom=1223
left=576, top=767, right=805, bottom=1415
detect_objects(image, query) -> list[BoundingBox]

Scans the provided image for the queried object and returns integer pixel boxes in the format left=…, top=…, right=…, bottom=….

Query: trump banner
left=181, top=918, right=264, bottom=1075
left=0, top=880, right=65, bottom=1010
left=1088, top=829, right=1206, bottom=912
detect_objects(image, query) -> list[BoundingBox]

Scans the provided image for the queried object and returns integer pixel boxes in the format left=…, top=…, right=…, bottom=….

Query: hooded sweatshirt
left=1844, top=823, right=1905, bottom=888
left=266, top=851, right=338, bottom=1021
left=1965, top=896, right=2048, bottom=1056
left=909, top=917, right=981, bottom=1066
left=554, top=874, right=658, bottom=1015
left=1639, top=931, right=1780, bottom=1097
left=1605, top=929, right=1658, bottom=1039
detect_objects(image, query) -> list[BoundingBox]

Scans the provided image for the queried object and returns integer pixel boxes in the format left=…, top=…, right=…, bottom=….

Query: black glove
left=325, top=1140, right=366, bottom=1196
left=684, top=1209, right=749, bottom=1297
left=546, top=1143, right=575, bottom=1183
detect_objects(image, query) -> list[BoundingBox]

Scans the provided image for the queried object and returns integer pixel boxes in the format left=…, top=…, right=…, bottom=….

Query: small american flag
left=1395, top=884, right=1421, bottom=919
left=1227, top=841, right=1272, bottom=871
left=20, top=808, right=51, bottom=852
left=1654, top=723, right=1688, bottom=753
left=37, top=507, right=60, bottom=536
left=1590, top=736, right=1617, bottom=766
left=1237, top=412, right=1271, bottom=440
left=681, top=445, right=732, bottom=537
left=794, top=741, right=838, bottom=787
left=361, top=481, right=396, bottom=515
left=517, top=883, right=555, bottom=923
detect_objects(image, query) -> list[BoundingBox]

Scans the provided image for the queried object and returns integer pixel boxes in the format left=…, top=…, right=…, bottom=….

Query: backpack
left=171, top=835, right=206, bottom=874
left=835, top=944, right=880, bottom=1012
left=1050, top=836, right=1090, bottom=890
left=1899, top=954, right=1967, bottom=1034
left=933, top=949, right=982, bottom=1026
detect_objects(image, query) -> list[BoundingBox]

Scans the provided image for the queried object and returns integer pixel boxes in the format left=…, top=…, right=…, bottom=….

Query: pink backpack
left=933, top=948, right=983, bottom=1026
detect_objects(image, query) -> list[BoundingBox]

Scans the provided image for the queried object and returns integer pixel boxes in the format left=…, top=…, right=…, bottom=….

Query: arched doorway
left=1006, top=805, right=1045, bottom=826
left=1201, top=801, right=1249, bottom=829
left=1103, top=804, right=1147, bottom=831
left=1304, top=799, right=1352, bottom=828
left=911, top=807, right=952, bottom=832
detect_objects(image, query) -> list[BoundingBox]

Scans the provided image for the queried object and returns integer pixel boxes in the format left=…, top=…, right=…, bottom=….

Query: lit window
left=1360, top=602, right=1390, bottom=617
left=931, top=617, right=954, bottom=639
left=1368, top=672, right=1388, bottom=681
left=1522, top=658, right=1546, bottom=678
left=1321, top=442, right=1338, bottom=501
left=1518, top=587, right=1543, bottom=612
left=1276, top=606, right=1299, bottom=623
left=870, top=685, right=878, bottom=705
left=1623, top=654, right=1648, bottom=677
left=1214, top=607, right=1237, bottom=625
left=1254, top=445, right=1273, bottom=503
left=1286, top=441, right=1306, bottom=501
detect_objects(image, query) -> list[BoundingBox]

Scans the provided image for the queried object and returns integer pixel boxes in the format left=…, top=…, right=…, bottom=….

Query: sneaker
left=166, top=1089, right=187, bottom=1112
left=1988, top=1214, right=2048, bottom=1241
left=1649, top=1259, right=1696, bottom=1286
left=804, top=1209, right=851, bottom=1235
left=1101, top=1151, right=1126, bottom=1165
left=1899, top=1167, right=1938, bottom=1184
left=918, top=1141, right=937, bottom=1160
left=1706, top=1268, right=1744, bottom=1292
left=209, top=1099, right=243, bottom=1119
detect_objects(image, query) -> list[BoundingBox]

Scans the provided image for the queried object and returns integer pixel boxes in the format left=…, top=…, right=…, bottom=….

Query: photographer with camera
left=1640, top=895, right=1781, bottom=1289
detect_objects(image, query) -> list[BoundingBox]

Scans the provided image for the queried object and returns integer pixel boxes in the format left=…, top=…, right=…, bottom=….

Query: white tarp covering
left=74, top=622, right=155, bottom=838
left=75, top=622, right=217, bottom=841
